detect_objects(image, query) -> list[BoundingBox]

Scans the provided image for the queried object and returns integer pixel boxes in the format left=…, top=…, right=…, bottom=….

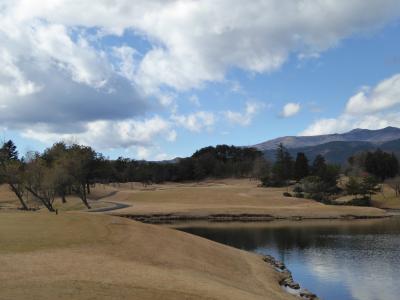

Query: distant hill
left=254, top=127, right=400, bottom=164
left=254, top=127, right=400, bottom=151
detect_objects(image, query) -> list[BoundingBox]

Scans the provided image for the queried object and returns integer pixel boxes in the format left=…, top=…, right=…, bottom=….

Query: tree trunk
left=61, top=193, right=67, bottom=203
left=25, top=187, right=55, bottom=212
left=80, top=184, right=91, bottom=209
left=9, top=183, right=29, bottom=210
left=86, top=182, right=91, bottom=195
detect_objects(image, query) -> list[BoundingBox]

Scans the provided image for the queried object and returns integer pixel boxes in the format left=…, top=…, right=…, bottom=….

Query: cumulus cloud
left=4, top=0, right=400, bottom=92
left=281, top=102, right=301, bottom=118
left=1, top=0, right=400, bottom=151
left=20, top=116, right=175, bottom=150
left=172, top=111, right=215, bottom=132
left=0, top=15, right=148, bottom=135
left=345, top=74, right=400, bottom=114
left=302, top=73, right=400, bottom=135
left=224, top=102, right=264, bottom=126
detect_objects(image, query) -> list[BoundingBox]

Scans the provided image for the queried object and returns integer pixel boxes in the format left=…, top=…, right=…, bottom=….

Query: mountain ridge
left=253, top=126, right=400, bottom=151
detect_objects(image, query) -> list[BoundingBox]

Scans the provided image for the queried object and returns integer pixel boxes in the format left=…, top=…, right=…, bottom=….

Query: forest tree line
left=1, top=139, right=399, bottom=211
left=0, top=141, right=267, bottom=211
left=262, top=144, right=399, bottom=204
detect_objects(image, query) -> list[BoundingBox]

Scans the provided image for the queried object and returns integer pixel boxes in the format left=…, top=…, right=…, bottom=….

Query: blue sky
left=1, top=1, right=400, bottom=160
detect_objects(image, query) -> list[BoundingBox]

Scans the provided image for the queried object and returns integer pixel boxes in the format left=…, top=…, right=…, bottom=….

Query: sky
left=1, top=0, right=400, bottom=160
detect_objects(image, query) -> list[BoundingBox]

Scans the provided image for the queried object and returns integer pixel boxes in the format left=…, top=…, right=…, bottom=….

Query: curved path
left=87, top=201, right=130, bottom=212
left=86, top=190, right=131, bottom=213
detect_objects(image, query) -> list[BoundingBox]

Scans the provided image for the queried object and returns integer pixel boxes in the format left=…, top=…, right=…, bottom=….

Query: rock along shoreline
left=263, top=255, right=319, bottom=300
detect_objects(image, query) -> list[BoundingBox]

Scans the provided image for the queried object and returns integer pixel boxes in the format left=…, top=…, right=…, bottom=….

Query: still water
left=176, top=217, right=400, bottom=300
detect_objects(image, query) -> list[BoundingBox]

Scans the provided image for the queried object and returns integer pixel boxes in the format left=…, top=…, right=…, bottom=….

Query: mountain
left=254, top=126, right=400, bottom=151
left=254, top=127, right=400, bottom=164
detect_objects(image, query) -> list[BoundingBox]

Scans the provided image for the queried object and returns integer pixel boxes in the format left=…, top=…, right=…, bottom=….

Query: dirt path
left=88, top=201, right=130, bottom=212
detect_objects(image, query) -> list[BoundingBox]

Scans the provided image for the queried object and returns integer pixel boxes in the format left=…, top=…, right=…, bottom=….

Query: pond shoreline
left=118, top=212, right=391, bottom=224
left=174, top=215, right=400, bottom=300
left=262, top=255, right=319, bottom=300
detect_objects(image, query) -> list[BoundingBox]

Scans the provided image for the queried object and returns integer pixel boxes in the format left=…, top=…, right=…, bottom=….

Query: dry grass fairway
left=101, top=179, right=387, bottom=219
left=0, top=184, right=113, bottom=211
left=0, top=211, right=294, bottom=300
left=371, top=184, right=400, bottom=209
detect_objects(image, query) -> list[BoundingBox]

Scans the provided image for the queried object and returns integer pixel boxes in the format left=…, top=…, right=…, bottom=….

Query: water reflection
left=176, top=218, right=400, bottom=300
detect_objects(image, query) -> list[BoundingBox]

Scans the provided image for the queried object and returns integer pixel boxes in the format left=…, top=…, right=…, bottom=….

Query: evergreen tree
left=0, top=140, right=29, bottom=210
left=364, top=149, right=399, bottom=181
left=312, top=154, right=327, bottom=177
left=271, top=143, right=293, bottom=184
left=294, top=152, right=309, bottom=181
left=0, top=140, right=18, bottom=161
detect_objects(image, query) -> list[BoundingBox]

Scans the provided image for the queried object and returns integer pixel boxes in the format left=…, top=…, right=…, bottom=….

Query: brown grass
left=98, top=179, right=387, bottom=219
left=0, top=184, right=114, bottom=211
left=0, top=211, right=294, bottom=300
left=371, top=184, right=400, bottom=209
left=333, top=182, right=400, bottom=209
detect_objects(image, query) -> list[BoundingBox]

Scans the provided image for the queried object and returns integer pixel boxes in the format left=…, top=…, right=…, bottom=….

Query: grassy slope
left=0, top=212, right=293, bottom=300
left=103, top=179, right=386, bottom=219
left=371, top=184, right=400, bottom=209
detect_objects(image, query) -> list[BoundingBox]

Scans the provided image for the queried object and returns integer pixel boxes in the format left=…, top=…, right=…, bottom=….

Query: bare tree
left=24, top=155, right=56, bottom=212
left=386, top=176, right=400, bottom=197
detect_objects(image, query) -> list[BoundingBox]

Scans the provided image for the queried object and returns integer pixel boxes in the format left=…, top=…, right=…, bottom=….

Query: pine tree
left=294, top=152, right=309, bottom=181
left=0, top=140, right=18, bottom=161
left=312, top=154, right=327, bottom=177
left=365, top=149, right=399, bottom=181
left=272, top=143, right=293, bottom=184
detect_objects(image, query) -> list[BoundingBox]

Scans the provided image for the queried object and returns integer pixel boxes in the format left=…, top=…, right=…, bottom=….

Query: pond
left=176, top=217, right=400, bottom=300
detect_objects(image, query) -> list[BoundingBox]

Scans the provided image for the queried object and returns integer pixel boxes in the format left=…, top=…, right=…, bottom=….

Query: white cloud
left=0, top=0, right=400, bottom=151
left=154, top=152, right=172, bottom=161
left=302, top=73, right=400, bottom=135
left=32, top=23, right=109, bottom=88
left=3, top=0, right=400, bottom=92
left=136, top=146, right=151, bottom=160
left=112, top=45, right=138, bottom=82
left=345, top=74, right=400, bottom=114
left=131, top=0, right=400, bottom=91
left=281, top=102, right=301, bottom=118
left=21, top=116, right=174, bottom=149
left=172, top=111, right=215, bottom=132
left=224, top=101, right=264, bottom=126
left=0, top=48, right=42, bottom=98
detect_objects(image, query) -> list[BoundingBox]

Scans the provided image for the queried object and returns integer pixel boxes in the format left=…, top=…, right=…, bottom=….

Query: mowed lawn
left=0, top=211, right=294, bottom=300
left=102, top=179, right=387, bottom=219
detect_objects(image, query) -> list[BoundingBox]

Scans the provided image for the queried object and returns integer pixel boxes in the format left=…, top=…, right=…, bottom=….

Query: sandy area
left=95, top=179, right=387, bottom=219
left=0, top=211, right=294, bottom=300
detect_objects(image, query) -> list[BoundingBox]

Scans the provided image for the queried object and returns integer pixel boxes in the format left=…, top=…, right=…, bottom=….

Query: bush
left=307, top=192, right=323, bottom=202
left=283, top=192, right=292, bottom=197
left=294, top=192, right=304, bottom=198
left=347, top=197, right=371, bottom=207
left=293, top=185, right=303, bottom=193
left=261, top=175, right=287, bottom=187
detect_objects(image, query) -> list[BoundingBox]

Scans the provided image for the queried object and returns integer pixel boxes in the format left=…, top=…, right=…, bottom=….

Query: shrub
left=307, top=192, right=323, bottom=202
left=347, top=197, right=371, bottom=207
left=293, top=185, right=303, bottom=193
left=261, top=175, right=287, bottom=187
left=283, top=192, right=292, bottom=197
